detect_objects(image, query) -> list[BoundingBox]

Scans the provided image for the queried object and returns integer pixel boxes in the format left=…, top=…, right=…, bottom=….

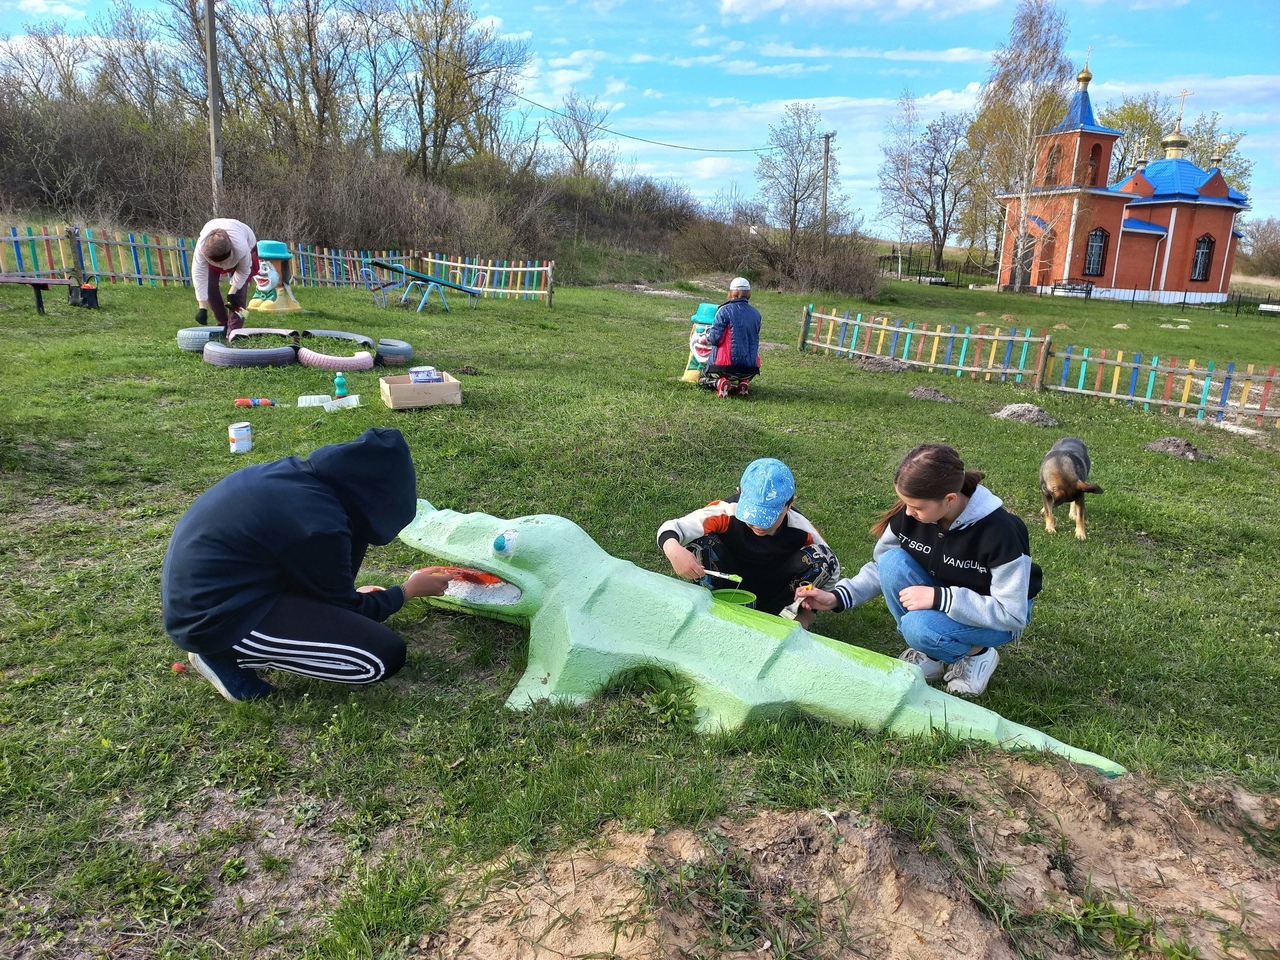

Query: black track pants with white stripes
left=228, top=593, right=407, bottom=685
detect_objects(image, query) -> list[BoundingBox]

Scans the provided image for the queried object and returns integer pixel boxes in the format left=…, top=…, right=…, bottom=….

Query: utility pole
left=820, top=131, right=835, bottom=256
left=205, top=0, right=224, bottom=217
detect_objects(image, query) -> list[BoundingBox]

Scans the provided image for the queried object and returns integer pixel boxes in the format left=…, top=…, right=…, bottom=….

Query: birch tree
left=970, top=0, right=1074, bottom=287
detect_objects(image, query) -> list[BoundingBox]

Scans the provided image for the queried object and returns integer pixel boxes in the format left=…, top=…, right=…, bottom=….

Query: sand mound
left=1145, top=437, right=1214, bottom=460
left=992, top=404, right=1059, bottom=426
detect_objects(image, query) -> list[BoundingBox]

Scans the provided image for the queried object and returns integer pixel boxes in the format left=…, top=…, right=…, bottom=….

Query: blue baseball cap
left=736, top=458, right=795, bottom=529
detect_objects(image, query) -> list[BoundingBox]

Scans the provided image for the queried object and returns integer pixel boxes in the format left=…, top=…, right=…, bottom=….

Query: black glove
left=195, top=307, right=208, bottom=325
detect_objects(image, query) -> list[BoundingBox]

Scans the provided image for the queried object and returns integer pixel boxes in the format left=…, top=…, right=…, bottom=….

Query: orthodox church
left=997, top=66, right=1250, bottom=303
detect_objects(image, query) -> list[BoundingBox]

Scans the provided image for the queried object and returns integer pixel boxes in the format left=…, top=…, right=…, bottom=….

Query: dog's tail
left=1078, top=481, right=1103, bottom=495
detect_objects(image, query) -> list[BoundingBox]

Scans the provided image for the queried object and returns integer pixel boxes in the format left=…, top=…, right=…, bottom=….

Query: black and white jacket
left=830, top=485, right=1042, bottom=635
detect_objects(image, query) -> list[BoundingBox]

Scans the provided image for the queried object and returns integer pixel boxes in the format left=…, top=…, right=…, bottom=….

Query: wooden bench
left=0, top=275, right=79, bottom=314
left=1051, top=279, right=1094, bottom=298
left=1258, top=302, right=1280, bottom=314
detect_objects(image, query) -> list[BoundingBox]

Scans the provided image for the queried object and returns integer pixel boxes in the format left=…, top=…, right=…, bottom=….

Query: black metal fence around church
left=876, top=249, right=998, bottom=289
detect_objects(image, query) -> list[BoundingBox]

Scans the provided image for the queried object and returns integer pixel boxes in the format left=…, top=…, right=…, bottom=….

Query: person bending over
left=192, top=217, right=258, bottom=336
left=658, top=457, right=839, bottom=625
left=797, top=443, right=1041, bottom=697
left=162, top=427, right=452, bottom=702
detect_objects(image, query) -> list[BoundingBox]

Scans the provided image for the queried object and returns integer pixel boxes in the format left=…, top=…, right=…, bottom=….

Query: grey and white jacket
left=830, top=485, right=1042, bottom=635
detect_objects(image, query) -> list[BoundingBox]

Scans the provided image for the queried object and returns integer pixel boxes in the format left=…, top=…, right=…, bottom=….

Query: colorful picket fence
left=799, top=305, right=1280, bottom=428
left=0, top=226, right=554, bottom=303
left=1042, top=347, right=1280, bottom=426
left=799, top=306, right=1051, bottom=386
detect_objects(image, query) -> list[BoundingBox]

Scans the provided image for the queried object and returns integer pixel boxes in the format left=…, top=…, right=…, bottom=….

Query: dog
left=1039, top=438, right=1103, bottom=540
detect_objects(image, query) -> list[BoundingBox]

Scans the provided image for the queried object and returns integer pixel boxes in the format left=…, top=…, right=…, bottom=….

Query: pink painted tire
left=297, top=347, right=375, bottom=371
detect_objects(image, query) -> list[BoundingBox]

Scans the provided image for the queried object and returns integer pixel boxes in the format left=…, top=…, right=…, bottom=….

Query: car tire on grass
left=202, top=341, right=298, bottom=368
left=376, top=338, right=414, bottom=365
left=176, top=326, right=225, bottom=352
left=297, top=347, right=375, bottom=371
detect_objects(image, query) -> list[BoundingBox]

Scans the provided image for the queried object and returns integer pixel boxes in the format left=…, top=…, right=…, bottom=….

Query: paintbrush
left=703, top=569, right=743, bottom=585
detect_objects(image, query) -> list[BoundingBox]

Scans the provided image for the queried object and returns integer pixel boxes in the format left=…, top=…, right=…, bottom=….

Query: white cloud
left=643, top=88, right=664, bottom=98
left=719, top=0, right=1001, bottom=24
left=604, top=78, right=627, bottom=95
left=16, top=0, right=88, bottom=17
left=759, top=41, right=989, bottom=62
left=723, top=60, right=830, bottom=77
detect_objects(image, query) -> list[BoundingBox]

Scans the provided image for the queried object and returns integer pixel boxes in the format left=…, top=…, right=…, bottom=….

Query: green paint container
left=712, top=588, right=757, bottom=608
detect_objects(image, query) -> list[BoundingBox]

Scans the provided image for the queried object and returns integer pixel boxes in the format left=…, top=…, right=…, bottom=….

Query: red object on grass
left=172, top=662, right=187, bottom=672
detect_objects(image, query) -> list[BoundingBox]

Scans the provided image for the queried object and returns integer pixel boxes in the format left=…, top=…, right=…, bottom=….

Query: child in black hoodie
left=162, top=427, right=452, bottom=701
left=797, top=444, right=1041, bottom=697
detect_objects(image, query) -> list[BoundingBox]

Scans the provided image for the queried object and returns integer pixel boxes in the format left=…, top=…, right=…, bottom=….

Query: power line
left=377, top=12, right=824, bottom=157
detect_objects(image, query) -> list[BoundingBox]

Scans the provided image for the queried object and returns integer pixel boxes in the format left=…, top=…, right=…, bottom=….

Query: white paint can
left=409, top=365, right=442, bottom=383
left=228, top=421, right=253, bottom=453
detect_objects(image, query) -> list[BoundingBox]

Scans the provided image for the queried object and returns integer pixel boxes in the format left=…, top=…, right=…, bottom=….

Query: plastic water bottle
left=334, top=372, right=348, bottom=398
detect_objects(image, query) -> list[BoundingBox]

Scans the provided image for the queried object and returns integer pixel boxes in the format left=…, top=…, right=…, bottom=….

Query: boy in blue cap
left=657, top=458, right=839, bottom=624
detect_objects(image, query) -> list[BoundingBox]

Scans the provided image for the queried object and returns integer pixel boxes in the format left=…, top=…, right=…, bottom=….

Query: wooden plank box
left=379, top=373, right=462, bottom=409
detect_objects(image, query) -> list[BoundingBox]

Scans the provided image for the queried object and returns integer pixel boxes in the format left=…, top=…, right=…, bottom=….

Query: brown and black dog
left=1039, top=437, right=1103, bottom=540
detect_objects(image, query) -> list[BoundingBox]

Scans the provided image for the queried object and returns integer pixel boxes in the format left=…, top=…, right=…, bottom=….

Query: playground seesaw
left=362, top=258, right=483, bottom=313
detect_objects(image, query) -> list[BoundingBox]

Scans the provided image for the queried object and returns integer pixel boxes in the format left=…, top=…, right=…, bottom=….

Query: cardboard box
left=380, top=372, right=462, bottom=409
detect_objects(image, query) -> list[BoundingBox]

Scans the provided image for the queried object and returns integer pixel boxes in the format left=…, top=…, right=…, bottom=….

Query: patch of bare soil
left=1145, top=436, right=1215, bottom=460
left=611, top=283, right=700, bottom=298
left=992, top=403, right=1060, bottom=426
left=416, top=759, right=1280, bottom=960
left=909, top=386, right=954, bottom=403
left=852, top=354, right=912, bottom=373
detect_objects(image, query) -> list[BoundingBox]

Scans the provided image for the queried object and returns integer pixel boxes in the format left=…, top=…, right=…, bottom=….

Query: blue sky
left=4, top=0, right=1278, bottom=229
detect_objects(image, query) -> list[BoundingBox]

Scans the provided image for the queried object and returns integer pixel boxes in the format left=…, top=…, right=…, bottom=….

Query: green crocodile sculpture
left=400, top=500, right=1125, bottom=777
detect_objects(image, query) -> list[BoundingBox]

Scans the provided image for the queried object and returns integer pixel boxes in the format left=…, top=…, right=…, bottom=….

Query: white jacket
left=192, top=218, right=257, bottom=300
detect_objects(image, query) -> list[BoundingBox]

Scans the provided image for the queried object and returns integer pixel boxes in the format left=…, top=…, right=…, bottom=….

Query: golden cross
left=1176, top=88, right=1193, bottom=124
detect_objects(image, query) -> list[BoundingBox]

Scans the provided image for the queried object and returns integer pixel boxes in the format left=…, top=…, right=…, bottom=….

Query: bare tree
left=755, top=102, right=833, bottom=258
left=343, top=0, right=413, bottom=158
left=546, top=90, right=616, bottom=180
left=219, top=0, right=356, bottom=162
left=1240, top=217, right=1280, bottom=277
left=970, top=0, right=1074, bottom=287
left=404, top=0, right=529, bottom=183
left=878, top=90, right=973, bottom=270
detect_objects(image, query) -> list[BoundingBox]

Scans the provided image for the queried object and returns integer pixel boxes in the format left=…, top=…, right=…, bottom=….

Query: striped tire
left=303, top=328, right=374, bottom=349
left=202, top=340, right=298, bottom=368
left=376, top=338, right=414, bottom=365
left=176, top=326, right=225, bottom=352
left=297, top=347, right=375, bottom=371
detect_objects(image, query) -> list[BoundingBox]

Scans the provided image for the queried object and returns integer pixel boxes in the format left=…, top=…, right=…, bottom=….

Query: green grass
left=1, top=278, right=1278, bottom=957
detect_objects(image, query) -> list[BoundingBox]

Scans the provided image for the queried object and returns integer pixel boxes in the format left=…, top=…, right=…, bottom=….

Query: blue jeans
left=878, top=548, right=1030, bottom=663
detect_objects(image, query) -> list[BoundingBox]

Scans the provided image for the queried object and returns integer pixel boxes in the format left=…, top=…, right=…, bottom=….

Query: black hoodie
left=161, top=428, right=417, bottom=653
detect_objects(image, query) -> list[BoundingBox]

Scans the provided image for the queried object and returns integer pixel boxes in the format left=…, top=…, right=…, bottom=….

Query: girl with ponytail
left=798, top=444, right=1041, bottom=697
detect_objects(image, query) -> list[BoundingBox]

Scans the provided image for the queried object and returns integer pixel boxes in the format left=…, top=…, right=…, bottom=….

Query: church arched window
left=1083, top=228, right=1108, bottom=276
left=1044, top=144, right=1061, bottom=185
left=1088, top=144, right=1102, bottom=186
left=1191, top=235, right=1215, bottom=282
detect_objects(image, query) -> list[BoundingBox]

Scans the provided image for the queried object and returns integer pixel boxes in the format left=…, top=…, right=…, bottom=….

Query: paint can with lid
left=409, top=365, right=443, bottom=383
left=228, top=421, right=253, bottom=453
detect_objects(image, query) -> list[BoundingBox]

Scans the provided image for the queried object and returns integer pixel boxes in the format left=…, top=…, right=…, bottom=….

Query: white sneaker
left=898, top=647, right=945, bottom=682
left=945, top=647, right=999, bottom=696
